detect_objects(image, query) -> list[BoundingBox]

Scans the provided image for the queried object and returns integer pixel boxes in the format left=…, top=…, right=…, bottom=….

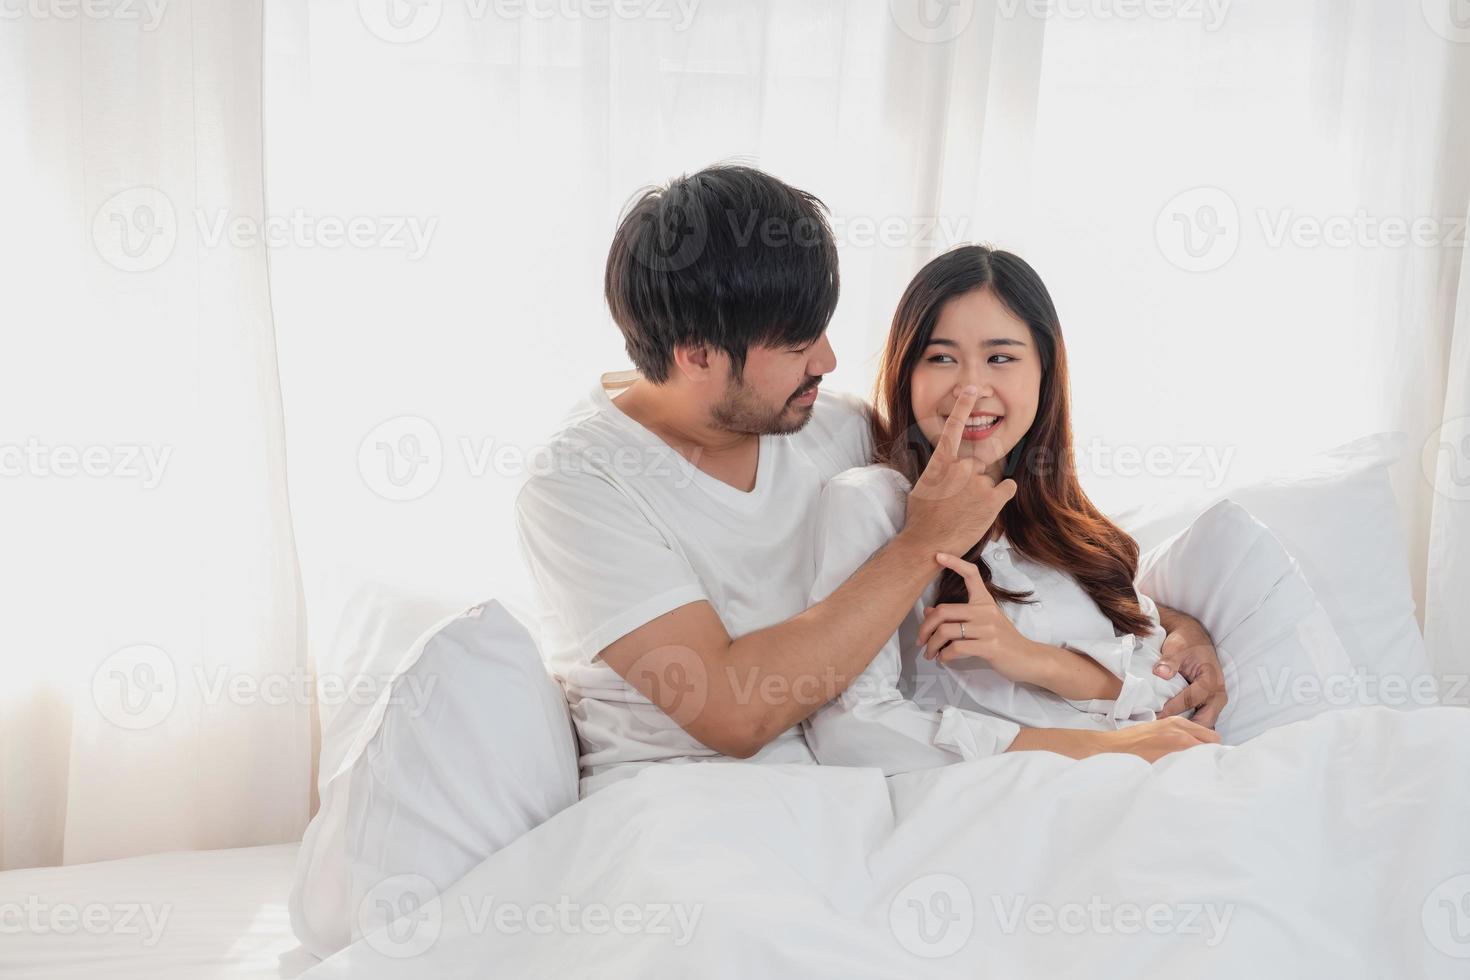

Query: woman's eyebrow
left=927, top=336, right=1028, bottom=349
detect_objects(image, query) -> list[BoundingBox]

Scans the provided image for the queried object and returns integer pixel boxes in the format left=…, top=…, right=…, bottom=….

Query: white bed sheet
left=305, top=705, right=1470, bottom=978
left=0, top=842, right=306, bottom=980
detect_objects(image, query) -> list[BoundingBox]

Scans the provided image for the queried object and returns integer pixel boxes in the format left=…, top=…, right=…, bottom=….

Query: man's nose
left=809, top=333, right=837, bottom=376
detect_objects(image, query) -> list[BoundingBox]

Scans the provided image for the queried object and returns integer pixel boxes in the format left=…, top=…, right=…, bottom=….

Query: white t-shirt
left=515, top=371, right=873, bottom=796
left=802, top=465, right=1188, bottom=775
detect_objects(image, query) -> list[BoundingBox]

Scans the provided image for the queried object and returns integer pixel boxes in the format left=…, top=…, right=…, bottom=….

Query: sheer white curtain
left=258, top=0, right=1033, bottom=691
left=263, top=0, right=1469, bottom=688
left=1, top=0, right=309, bottom=870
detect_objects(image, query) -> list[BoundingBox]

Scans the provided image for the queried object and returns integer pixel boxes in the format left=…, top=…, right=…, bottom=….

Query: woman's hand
left=1008, top=716, right=1221, bottom=762
left=917, top=552, right=1041, bottom=684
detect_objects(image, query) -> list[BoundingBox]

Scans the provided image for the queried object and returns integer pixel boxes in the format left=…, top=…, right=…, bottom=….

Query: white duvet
left=303, top=705, right=1470, bottom=978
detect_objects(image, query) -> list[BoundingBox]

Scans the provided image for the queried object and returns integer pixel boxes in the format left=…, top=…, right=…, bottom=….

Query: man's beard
left=710, top=373, right=821, bottom=436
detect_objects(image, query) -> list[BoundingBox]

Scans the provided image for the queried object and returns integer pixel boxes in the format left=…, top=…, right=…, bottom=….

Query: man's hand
left=903, top=385, right=1016, bottom=556
left=1154, top=604, right=1228, bottom=728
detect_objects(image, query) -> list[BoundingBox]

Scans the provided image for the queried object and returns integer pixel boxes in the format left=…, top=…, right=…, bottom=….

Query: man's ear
left=670, top=343, right=717, bottom=383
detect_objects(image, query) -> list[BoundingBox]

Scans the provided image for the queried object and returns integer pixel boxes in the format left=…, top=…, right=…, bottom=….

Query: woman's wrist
left=1006, top=726, right=1102, bottom=759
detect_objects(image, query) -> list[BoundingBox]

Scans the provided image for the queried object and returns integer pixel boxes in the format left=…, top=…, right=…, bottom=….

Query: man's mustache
left=790, top=376, right=823, bottom=401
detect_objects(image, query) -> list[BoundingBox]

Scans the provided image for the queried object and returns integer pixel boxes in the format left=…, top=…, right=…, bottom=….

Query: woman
left=804, top=245, right=1221, bottom=772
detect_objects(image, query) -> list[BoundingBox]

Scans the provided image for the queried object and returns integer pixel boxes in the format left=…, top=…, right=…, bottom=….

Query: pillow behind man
left=290, top=599, right=579, bottom=959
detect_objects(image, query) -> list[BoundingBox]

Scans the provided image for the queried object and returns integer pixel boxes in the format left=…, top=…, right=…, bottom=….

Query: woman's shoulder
left=821, top=464, right=912, bottom=527
left=825, top=463, right=912, bottom=495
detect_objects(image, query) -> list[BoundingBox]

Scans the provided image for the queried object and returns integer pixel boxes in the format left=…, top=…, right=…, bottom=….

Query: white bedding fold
left=302, top=706, right=1470, bottom=979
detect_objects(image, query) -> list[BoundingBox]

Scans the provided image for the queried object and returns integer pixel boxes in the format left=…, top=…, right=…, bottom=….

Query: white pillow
left=1118, top=433, right=1432, bottom=699
left=289, top=599, right=579, bottom=960
left=1137, top=500, right=1357, bottom=744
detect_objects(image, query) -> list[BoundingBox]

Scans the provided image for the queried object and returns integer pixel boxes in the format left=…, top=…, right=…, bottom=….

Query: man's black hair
left=604, top=164, right=840, bottom=384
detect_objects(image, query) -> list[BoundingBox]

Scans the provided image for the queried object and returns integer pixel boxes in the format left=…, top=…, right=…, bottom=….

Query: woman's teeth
left=965, top=415, right=1001, bottom=429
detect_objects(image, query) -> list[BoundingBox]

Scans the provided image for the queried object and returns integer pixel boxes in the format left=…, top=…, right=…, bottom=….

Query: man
left=515, top=165, right=1225, bottom=795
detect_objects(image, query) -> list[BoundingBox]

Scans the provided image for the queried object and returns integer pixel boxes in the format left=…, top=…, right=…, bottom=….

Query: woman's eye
left=926, top=354, right=956, bottom=364
left=989, top=354, right=1016, bottom=365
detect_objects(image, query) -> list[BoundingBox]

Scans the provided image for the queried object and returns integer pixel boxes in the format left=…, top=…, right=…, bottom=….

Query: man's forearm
left=1156, top=602, right=1202, bottom=637
left=727, top=529, right=938, bottom=746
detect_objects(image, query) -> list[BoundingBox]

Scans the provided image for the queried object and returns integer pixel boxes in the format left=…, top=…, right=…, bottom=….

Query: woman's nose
left=953, top=379, right=993, bottom=400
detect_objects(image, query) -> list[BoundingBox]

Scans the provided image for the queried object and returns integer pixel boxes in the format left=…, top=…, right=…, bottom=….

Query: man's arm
left=1153, top=603, right=1229, bottom=728
left=599, top=528, right=944, bottom=758
left=600, top=385, right=1014, bottom=758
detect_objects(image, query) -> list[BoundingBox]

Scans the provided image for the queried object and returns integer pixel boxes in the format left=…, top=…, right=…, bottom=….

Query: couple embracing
left=515, top=164, right=1227, bottom=796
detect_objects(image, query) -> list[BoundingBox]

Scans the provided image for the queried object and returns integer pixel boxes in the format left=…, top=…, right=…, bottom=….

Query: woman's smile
left=961, top=413, right=1004, bottom=440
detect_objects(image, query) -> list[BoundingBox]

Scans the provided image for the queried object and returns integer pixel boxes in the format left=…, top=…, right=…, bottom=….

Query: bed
left=0, top=843, right=310, bottom=980
left=5, top=434, right=1465, bottom=978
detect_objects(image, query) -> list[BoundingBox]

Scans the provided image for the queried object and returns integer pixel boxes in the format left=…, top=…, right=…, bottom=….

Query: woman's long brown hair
left=872, top=245, right=1154, bottom=637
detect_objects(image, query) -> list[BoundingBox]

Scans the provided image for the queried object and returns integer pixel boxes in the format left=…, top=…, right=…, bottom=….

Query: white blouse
left=803, top=465, right=1187, bottom=775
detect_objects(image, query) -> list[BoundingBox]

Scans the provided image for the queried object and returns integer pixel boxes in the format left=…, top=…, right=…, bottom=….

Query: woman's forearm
left=1005, top=726, right=1097, bottom=759
left=1024, top=642, right=1124, bottom=701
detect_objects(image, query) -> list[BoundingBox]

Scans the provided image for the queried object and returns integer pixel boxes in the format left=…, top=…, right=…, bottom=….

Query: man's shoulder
left=823, top=464, right=911, bottom=520
left=514, top=389, right=644, bottom=511
left=825, top=463, right=911, bottom=497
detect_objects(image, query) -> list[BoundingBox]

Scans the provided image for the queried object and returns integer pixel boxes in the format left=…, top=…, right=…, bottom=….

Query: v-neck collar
left=594, top=372, right=773, bottom=511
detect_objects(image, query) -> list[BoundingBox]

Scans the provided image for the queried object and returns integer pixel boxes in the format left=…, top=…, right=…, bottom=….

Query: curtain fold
left=1, top=0, right=310, bottom=870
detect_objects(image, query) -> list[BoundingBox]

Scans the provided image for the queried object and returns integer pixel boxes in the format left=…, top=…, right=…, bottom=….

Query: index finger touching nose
left=937, top=385, right=979, bottom=459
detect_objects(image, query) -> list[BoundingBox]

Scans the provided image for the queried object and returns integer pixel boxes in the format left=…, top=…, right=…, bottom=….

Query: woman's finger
left=916, top=603, right=970, bottom=645
left=935, top=552, right=993, bottom=606
left=922, top=622, right=965, bottom=659
left=933, top=639, right=984, bottom=664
